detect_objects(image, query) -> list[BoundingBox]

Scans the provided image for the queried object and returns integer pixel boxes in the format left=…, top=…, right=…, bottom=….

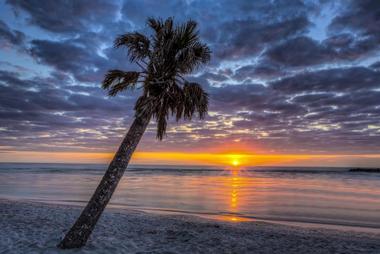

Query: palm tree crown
left=102, top=17, right=211, bottom=140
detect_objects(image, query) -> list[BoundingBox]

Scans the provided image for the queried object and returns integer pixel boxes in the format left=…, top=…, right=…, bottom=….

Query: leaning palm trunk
left=58, top=114, right=150, bottom=249
left=57, top=17, right=210, bottom=249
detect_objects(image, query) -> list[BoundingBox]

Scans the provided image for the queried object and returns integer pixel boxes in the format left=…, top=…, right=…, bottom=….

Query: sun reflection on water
left=221, top=167, right=253, bottom=222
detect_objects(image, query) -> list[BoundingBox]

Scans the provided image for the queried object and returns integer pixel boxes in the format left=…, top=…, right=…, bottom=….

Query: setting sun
left=231, top=159, right=240, bottom=166
left=1, top=1, right=380, bottom=252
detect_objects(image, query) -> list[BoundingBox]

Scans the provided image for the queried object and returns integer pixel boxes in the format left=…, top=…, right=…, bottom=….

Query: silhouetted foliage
left=58, top=18, right=210, bottom=249
left=102, top=17, right=211, bottom=139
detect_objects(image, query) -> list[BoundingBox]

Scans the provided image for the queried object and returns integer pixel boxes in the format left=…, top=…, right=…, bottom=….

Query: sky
left=0, top=0, right=380, bottom=167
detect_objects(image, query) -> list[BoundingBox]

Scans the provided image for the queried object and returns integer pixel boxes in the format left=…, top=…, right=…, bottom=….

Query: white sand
left=1, top=199, right=380, bottom=254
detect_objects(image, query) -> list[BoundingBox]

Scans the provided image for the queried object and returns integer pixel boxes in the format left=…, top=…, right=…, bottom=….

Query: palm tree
left=57, top=17, right=211, bottom=249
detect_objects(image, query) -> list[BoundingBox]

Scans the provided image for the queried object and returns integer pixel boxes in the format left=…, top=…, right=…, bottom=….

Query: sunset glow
left=1, top=151, right=380, bottom=167
left=1, top=1, right=380, bottom=167
left=1, top=1, right=380, bottom=253
left=231, top=159, right=240, bottom=167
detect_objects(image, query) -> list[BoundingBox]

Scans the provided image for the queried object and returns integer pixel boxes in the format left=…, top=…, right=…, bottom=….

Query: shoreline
left=4, top=197, right=380, bottom=234
left=1, top=199, right=380, bottom=253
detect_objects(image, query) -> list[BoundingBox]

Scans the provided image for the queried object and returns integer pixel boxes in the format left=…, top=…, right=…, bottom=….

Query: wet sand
left=1, top=199, right=380, bottom=254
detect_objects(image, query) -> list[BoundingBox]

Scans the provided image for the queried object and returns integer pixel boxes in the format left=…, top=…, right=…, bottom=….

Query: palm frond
left=172, top=20, right=211, bottom=74
left=114, top=32, right=150, bottom=62
left=152, top=95, right=170, bottom=140
left=102, top=70, right=140, bottom=96
left=147, top=17, right=164, bottom=34
left=193, top=42, right=211, bottom=64
left=174, top=19, right=198, bottom=48
left=163, top=17, right=174, bottom=34
left=106, top=17, right=210, bottom=140
left=156, top=111, right=168, bottom=140
left=183, top=82, right=208, bottom=119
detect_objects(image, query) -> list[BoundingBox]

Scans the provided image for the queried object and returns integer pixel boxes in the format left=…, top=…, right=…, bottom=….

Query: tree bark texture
left=58, top=114, right=150, bottom=249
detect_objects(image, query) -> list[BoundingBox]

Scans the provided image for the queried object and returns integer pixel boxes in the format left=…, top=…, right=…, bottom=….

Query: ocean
left=1, top=163, right=380, bottom=230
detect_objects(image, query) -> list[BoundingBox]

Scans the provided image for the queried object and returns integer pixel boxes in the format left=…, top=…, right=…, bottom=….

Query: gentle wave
left=0, top=163, right=374, bottom=175
left=1, top=163, right=380, bottom=230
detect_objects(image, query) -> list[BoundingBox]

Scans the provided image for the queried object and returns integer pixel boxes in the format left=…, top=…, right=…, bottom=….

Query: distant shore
left=1, top=199, right=380, bottom=254
left=349, top=168, right=380, bottom=173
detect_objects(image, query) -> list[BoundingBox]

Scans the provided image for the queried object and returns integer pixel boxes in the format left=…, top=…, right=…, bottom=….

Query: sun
left=231, top=159, right=240, bottom=166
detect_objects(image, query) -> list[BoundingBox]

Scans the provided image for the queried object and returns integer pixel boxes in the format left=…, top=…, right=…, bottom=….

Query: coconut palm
left=58, top=17, right=211, bottom=249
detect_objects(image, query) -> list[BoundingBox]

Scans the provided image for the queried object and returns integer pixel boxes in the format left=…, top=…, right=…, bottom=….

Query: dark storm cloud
left=265, top=36, right=334, bottom=67
left=0, top=70, right=142, bottom=151
left=260, top=0, right=380, bottom=68
left=322, top=33, right=379, bottom=61
left=209, top=83, right=307, bottom=120
left=0, top=19, right=25, bottom=47
left=265, top=34, right=379, bottom=67
left=1, top=0, right=380, bottom=154
left=233, top=63, right=285, bottom=80
left=29, top=33, right=138, bottom=83
left=328, top=0, right=380, bottom=37
left=215, top=16, right=311, bottom=60
left=272, top=67, right=380, bottom=93
left=118, top=0, right=318, bottom=62
left=209, top=83, right=273, bottom=112
left=6, top=0, right=120, bottom=33
left=0, top=70, right=135, bottom=115
left=30, top=39, right=106, bottom=82
left=201, top=64, right=380, bottom=153
left=371, top=61, right=380, bottom=70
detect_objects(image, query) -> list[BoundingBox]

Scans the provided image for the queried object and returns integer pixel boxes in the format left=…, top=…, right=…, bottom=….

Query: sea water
left=1, top=163, right=380, bottom=229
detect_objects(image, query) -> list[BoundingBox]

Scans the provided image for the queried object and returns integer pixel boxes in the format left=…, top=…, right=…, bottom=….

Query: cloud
left=0, top=0, right=379, bottom=155
left=265, top=36, right=334, bottom=67
left=264, top=33, right=379, bottom=67
left=197, top=65, right=380, bottom=153
left=0, top=19, right=25, bottom=48
left=0, top=70, right=142, bottom=151
left=215, top=16, right=311, bottom=60
left=234, top=63, right=285, bottom=80
left=370, top=61, right=380, bottom=70
left=328, top=0, right=380, bottom=37
left=30, top=39, right=106, bottom=82
left=327, top=0, right=380, bottom=59
left=271, top=67, right=380, bottom=93
left=6, top=0, right=120, bottom=33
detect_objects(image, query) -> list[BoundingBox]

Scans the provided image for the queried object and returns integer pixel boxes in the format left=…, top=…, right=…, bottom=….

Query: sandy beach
left=1, top=199, right=379, bottom=254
